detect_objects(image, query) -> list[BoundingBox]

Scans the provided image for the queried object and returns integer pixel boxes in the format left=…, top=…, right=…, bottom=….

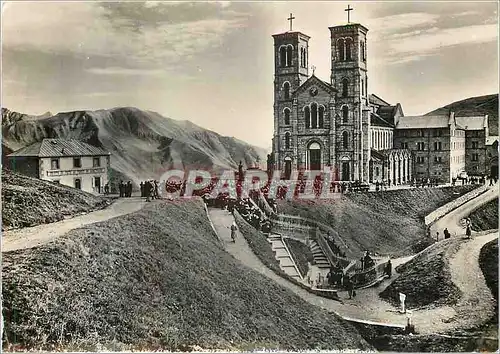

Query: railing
left=313, top=230, right=351, bottom=268
left=350, top=259, right=389, bottom=289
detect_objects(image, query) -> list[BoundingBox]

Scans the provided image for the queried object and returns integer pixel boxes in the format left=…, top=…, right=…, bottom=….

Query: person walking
left=385, top=259, right=392, bottom=278
left=343, top=274, right=354, bottom=299
left=444, top=228, right=451, bottom=239
left=230, top=221, right=238, bottom=242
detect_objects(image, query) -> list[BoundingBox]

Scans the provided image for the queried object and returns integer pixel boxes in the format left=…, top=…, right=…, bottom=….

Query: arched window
left=286, top=46, right=292, bottom=67
left=342, top=78, right=348, bottom=97
left=345, top=38, right=352, bottom=60
left=301, top=48, right=305, bottom=67
left=285, top=132, right=291, bottom=149
left=305, top=106, right=311, bottom=128
left=311, top=103, right=318, bottom=128
left=342, top=131, right=349, bottom=149
left=318, top=106, right=324, bottom=128
left=283, top=82, right=290, bottom=100
left=280, top=47, right=286, bottom=67
left=284, top=108, right=291, bottom=125
left=342, top=105, right=348, bottom=123
left=338, top=39, right=345, bottom=61
left=361, top=78, right=364, bottom=96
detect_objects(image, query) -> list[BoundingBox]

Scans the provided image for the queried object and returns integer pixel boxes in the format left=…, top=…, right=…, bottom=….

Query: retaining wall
left=424, top=185, right=489, bottom=225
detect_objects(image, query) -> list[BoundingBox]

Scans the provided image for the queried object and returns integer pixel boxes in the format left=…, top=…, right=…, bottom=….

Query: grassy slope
left=469, top=199, right=499, bottom=231
left=379, top=238, right=462, bottom=308
left=478, top=239, right=498, bottom=338
left=2, top=199, right=371, bottom=352
left=277, top=186, right=476, bottom=258
left=1, top=169, right=112, bottom=230
left=284, top=238, right=313, bottom=278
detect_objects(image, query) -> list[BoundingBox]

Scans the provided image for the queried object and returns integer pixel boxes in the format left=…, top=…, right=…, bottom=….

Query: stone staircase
left=267, top=233, right=303, bottom=282
left=310, top=239, right=331, bottom=270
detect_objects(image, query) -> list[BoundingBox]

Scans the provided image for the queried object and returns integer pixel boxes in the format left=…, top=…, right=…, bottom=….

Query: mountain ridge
left=425, top=94, right=498, bottom=135
left=2, top=107, right=267, bottom=186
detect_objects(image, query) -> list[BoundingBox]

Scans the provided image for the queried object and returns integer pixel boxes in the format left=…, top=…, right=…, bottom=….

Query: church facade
left=271, top=20, right=413, bottom=184
left=270, top=17, right=492, bottom=185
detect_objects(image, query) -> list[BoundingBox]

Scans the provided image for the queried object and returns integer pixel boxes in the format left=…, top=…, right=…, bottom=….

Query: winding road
left=209, top=184, right=498, bottom=334
left=2, top=197, right=147, bottom=253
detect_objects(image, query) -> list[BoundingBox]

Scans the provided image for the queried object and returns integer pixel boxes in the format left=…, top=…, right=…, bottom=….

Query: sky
left=2, top=1, right=498, bottom=149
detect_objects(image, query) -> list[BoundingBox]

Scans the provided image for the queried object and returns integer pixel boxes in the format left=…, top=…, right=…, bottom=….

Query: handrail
left=314, top=231, right=348, bottom=268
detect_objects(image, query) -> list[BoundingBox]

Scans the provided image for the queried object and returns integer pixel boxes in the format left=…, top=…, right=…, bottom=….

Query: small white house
left=7, top=138, right=111, bottom=194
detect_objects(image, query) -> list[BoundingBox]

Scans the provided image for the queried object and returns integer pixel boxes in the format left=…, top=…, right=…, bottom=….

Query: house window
left=417, top=142, right=425, bottom=151
left=419, top=129, right=425, bottom=137
left=434, top=142, right=442, bottom=151
left=472, top=141, right=478, bottom=149
left=51, top=158, right=60, bottom=170
left=73, top=157, right=82, bottom=168
left=75, top=178, right=82, bottom=190
left=417, top=156, right=425, bottom=163
left=93, top=157, right=101, bottom=167
left=472, top=153, right=479, bottom=161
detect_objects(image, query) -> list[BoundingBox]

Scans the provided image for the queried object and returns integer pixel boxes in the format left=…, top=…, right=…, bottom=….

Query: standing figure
left=119, top=180, right=124, bottom=197
left=140, top=182, right=144, bottom=197
left=230, top=221, right=238, bottom=242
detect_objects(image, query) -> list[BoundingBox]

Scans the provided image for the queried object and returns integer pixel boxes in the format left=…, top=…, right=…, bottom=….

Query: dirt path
left=2, top=197, right=147, bottom=253
left=208, top=186, right=499, bottom=334
left=430, top=185, right=498, bottom=238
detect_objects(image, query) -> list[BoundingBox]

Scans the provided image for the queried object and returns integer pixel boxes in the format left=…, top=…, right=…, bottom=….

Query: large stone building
left=7, top=138, right=111, bottom=194
left=271, top=14, right=493, bottom=185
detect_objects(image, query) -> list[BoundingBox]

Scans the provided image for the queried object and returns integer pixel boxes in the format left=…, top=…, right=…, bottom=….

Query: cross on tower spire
left=287, top=13, right=295, bottom=31
left=345, top=4, right=353, bottom=23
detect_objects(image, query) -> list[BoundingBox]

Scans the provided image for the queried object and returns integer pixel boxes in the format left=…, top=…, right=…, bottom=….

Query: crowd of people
left=139, top=180, right=160, bottom=202
left=118, top=181, right=133, bottom=197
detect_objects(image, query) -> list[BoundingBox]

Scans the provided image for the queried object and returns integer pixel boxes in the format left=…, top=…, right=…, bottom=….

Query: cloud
left=2, top=2, right=249, bottom=71
left=368, top=12, right=439, bottom=34
left=85, top=67, right=166, bottom=76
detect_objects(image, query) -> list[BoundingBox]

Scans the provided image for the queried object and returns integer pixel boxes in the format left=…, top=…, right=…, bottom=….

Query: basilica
left=270, top=13, right=493, bottom=185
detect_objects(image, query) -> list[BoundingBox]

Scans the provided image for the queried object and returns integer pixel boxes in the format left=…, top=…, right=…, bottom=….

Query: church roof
left=292, top=74, right=337, bottom=97
left=396, top=115, right=451, bottom=129
left=272, top=31, right=311, bottom=40
left=369, top=94, right=391, bottom=107
left=455, top=116, right=488, bottom=131
left=8, top=138, right=110, bottom=158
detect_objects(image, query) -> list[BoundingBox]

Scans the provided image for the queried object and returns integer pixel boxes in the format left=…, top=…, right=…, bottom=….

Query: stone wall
left=424, top=185, right=488, bottom=225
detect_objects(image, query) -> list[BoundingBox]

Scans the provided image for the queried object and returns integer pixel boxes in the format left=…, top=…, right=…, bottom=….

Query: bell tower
left=329, top=10, right=369, bottom=182
left=272, top=14, right=310, bottom=176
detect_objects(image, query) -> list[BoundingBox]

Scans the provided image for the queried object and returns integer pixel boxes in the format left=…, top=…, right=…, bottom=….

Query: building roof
left=486, top=136, right=499, bottom=145
left=455, top=116, right=488, bottom=131
left=395, top=115, right=451, bottom=129
left=370, top=112, right=394, bottom=128
left=7, top=138, right=110, bottom=158
left=369, top=94, right=390, bottom=107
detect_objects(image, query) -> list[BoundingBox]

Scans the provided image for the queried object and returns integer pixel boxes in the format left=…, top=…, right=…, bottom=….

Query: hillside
left=425, top=94, right=498, bottom=135
left=379, top=238, right=462, bottom=309
left=1, top=107, right=267, bottom=187
left=2, top=199, right=371, bottom=352
left=277, top=186, right=476, bottom=258
left=468, top=199, right=499, bottom=231
left=1, top=169, right=112, bottom=230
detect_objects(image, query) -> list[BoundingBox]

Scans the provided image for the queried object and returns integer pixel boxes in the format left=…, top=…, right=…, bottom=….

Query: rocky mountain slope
left=425, top=94, right=498, bottom=135
left=2, top=107, right=267, bottom=186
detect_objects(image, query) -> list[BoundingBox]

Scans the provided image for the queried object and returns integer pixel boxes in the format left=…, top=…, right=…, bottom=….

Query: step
left=274, top=248, right=290, bottom=258
left=270, top=240, right=285, bottom=249
left=282, top=265, right=300, bottom=277
left=279, top=258, right=295, bottom=267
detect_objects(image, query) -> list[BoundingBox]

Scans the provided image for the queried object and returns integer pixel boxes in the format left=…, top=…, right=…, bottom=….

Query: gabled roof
left=369, top=94, right=390, bottom=107
left=486, top=136, right=499, bottom=146
left=455, top=116, right=488, bottom=131
left=7, top=139, right=110, bottom=158
left=292, top=74, right=337, bottom=97
left=396, top=115, right=452, bottom=129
